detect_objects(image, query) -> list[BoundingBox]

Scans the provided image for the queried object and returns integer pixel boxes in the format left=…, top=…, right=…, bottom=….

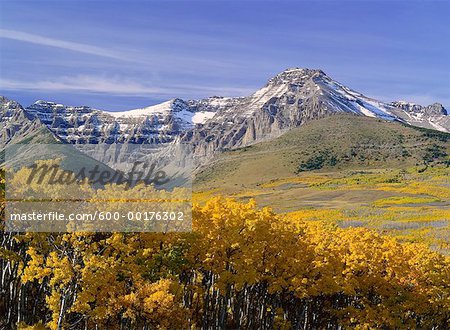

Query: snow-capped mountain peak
left=268, top=67, right=326, bottom=85
left=105, top=98, right=216, bottom=125
left=106, top=99, right=184, bottom=118
left=1, top=67, right=449, bottom=152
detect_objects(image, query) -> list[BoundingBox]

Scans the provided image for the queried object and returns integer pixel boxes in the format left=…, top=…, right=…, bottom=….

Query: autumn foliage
left=1, top=166, right=450, bottom=329
left=0, top=189, right=448, bottom=329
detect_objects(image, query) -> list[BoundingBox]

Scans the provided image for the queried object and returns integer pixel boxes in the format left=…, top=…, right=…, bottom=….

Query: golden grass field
left=194, top=166, right=450, bottom=254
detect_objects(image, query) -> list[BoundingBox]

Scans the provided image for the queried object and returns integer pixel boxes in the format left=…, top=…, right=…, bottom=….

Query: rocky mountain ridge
left=1, top=68, right=449, bottom=157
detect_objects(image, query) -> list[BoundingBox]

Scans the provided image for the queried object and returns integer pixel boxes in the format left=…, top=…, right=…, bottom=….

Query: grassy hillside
left=195, top=114, right=450, bottom=191
left=194, top=114, right=450, bottom=253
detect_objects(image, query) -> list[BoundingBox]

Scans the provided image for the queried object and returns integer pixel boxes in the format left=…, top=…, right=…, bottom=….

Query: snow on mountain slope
left=190, top=111, right=216, bottom=124
left=105, top=98, right=216, bottom=125
left=105, top=100, right=177, bottom=118
left=388, top=101, right=450, bottom=132
left=180, top=68, right=449, bottom=155
left=22, top=98, right=220, bottom=144
left=2, top=67, right=449, bottom=151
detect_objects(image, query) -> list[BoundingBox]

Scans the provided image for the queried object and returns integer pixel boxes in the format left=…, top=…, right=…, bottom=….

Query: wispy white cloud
left=0, top=76, right=163, bottom=95
left=0, top=29, right=242, bottom=72
left=0, top=29, right=127, bottom=61
left=0, top=75, right=253, bottom=99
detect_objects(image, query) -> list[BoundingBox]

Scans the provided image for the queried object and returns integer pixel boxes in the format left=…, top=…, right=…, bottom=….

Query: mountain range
left=1, top=68, right=449, bottom=161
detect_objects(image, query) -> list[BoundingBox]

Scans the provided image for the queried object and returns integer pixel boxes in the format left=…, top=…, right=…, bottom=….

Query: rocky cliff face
left=388, top=101, right=450, bottom=132
left=181, top=68, right=449, bottom=156
left=24, top=99, right=198, bottom=144
left=1, top=68, right=449, bottom=159
left=0, top=96, right=57, bottom=147
left=390, top=101, right=447, bottom=116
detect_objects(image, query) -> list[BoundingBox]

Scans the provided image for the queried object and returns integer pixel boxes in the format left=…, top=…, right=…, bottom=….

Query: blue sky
left=0, top=0, right=449, bottom=111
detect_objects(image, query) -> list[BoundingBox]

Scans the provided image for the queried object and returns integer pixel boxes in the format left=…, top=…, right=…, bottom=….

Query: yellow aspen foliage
left=2, top=178, right=450, bottom=329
